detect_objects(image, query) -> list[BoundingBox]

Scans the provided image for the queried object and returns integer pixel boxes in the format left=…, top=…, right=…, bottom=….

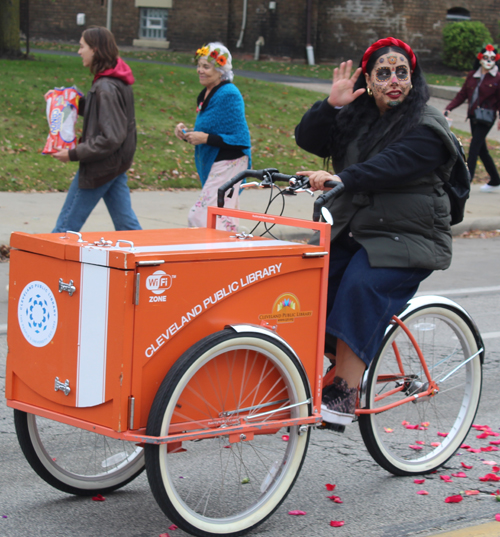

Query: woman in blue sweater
left=175, top=42, right=251, bottom=231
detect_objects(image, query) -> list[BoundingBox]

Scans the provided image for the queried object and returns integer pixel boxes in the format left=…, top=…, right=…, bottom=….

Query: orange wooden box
left=6, top=210, right=330, bottom=437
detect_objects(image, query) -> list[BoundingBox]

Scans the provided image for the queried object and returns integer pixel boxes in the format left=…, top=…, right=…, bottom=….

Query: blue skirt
left=325, top=232, right=432, bottom=366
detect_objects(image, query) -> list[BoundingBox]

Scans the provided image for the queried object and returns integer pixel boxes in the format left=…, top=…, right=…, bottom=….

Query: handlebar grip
left=312, top=182, right=345, bottom=222
left=217, top=169, right=271, bottom=207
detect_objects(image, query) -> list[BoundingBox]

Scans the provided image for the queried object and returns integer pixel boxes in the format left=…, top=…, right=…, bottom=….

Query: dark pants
left=325, top=233, right=432, bottom=366
left=468, top=119, right=500, bottom=185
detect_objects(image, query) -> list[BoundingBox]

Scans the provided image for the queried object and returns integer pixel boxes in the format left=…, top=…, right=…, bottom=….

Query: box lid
left=10, top=228, right=324, bottom=269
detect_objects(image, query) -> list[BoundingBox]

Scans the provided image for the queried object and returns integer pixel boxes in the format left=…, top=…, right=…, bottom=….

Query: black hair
left=328, top=46, right=429, bottom=167
left=472, top=45, right=500, bottom=71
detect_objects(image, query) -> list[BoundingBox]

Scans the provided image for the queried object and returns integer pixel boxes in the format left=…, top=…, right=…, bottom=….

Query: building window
left=446, top=7, right=471, bottom=21
left=139, top=8, right=168, bottom=40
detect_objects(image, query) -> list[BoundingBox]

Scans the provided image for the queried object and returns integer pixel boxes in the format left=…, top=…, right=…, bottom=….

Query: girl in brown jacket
left=52, top=27, right=141, bottom=232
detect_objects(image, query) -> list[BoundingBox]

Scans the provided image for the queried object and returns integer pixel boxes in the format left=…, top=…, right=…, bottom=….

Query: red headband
left=361, top=37, right=417, bottom=74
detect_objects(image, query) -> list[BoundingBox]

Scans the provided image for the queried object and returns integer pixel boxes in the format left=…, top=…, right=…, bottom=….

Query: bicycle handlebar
left=217, top=168, right=345, bottom=223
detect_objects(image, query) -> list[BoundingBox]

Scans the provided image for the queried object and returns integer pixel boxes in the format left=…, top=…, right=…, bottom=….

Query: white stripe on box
left=76, top=262, right=110, bottom=408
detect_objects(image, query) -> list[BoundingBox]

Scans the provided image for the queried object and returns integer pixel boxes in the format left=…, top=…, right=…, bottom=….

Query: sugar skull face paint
left=480, top=51, right=497, bottom=71
left=365, top=52, right=412, bottom=114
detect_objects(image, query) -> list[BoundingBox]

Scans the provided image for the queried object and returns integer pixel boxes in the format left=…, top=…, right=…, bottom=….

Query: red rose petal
left=491, top=441, right=500, bottom=445
left=440, top=475, right=453, bottom=482
left=437, top=432, right=448, bottom=437
left=417, top=490, right=429, bottom=495
left=461, top=462, right=473, bottom=469
left=327, top=495, right=343, bottom=504
left=445, top=495, right=463, bottom=503
left=431, top=442, right=441, bottom=447
left=493, top=466, right=500, bottom=472
left=451, top=472, right=467, bottom=478
left=325, top=483, right=336, bottom=491
left=468, top=448, right=481, bottom=453
left=406, top=425, right=419, bottom=430
left=483, top=461, right=498, bottom=465
left=416, top=440, right=425, bottom=445
left=465, top=490, right=480, bottom=495
left=168, top=525, right=178, bottom=530
left=477, top=433, right=491, bottom=439
left=384, top=427, right=393, bottom=433
left=282, top=435, right=289, bottom=442
left=495, top=514, right=500, bottom=522
left=330, top=521, right=345, bottom=527
left=288, top=510, right=307, bottom=516
left=159, top=534, right=171, bottom=537
left=479, top=473, right=500, bottom=482
left=421, top=422, right=430, bottom=427
left=461, top=444, right=470, bottom=449
left=410, top=445, right=423, bottom=450
left=92, top=494, right=105, bottom=502
left=414, top=479, right=426, bottom=484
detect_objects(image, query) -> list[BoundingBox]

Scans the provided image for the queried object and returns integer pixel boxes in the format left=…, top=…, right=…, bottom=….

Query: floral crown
left=477, top=44, right=500, bottom=62
left=195, top=44, right=230, bottom=68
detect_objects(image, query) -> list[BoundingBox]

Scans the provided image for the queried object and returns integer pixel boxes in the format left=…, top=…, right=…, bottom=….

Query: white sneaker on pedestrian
left=480, top=184, right=500, bottom=193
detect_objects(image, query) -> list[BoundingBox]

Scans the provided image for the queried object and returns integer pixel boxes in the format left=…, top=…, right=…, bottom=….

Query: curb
left=429, top=85, right=460, bottom=100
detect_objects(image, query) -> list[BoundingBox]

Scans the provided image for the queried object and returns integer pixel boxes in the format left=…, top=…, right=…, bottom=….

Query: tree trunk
left=0, top=0, right=22, bottom=57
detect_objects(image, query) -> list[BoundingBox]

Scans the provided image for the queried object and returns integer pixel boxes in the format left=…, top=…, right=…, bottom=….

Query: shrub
left=442, top=21, right=492, bottom=71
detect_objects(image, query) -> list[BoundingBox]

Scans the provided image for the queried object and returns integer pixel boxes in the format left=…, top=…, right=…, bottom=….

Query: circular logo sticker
left=18, top=281, right=58, bottom=347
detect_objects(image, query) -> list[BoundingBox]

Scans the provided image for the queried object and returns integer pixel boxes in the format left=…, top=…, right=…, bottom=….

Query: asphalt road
left=0, top=237, right=499, bottom=537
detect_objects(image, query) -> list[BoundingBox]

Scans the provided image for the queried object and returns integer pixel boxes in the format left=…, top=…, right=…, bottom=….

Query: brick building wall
left=22, top=0, right=500, bottom=60
left=25, top=0, right=138, bottom=45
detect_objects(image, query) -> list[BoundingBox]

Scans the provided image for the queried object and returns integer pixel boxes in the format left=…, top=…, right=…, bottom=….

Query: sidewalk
left=0, top=183, right=498, bottom=246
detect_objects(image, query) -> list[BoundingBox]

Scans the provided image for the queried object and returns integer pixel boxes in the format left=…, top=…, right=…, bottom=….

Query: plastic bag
left=42, top=86, right=84, bottom=155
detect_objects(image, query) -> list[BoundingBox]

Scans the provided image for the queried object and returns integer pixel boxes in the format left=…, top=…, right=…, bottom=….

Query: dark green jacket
left=329, top=105, right=457, bottom=270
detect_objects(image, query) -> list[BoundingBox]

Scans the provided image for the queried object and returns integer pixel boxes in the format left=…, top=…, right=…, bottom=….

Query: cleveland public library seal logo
left=18, top=281, right=58, bottom=347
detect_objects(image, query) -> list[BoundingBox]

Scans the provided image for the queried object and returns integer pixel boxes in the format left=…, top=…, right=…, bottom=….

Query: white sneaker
left=480, top=184, right=500, bottom=193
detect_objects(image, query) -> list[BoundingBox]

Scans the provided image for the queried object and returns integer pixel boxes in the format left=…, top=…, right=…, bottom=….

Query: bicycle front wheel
left=145, top=329, right=311, bottom=537
left=14, top=410, right=145, bottom=495
left=359, top=304, right=482, bottom=476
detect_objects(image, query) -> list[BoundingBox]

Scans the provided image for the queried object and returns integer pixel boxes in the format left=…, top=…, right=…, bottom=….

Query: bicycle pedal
left=318, top=421, right=345, bottom=434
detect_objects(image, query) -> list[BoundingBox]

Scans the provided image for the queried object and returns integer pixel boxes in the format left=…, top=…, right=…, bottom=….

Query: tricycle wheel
left=14, top=410, right=145, bottom=495
left=145, top=329, right=311, bottom=537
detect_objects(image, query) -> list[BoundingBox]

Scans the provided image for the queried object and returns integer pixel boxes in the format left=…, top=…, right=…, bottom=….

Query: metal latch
left=55, top=377, right=71, bottom=396
left=59, top=278, right=76, bottom=296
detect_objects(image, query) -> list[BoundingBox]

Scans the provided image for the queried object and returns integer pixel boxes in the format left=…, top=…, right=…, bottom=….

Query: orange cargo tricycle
left=6, top=169, right=484, bottom=537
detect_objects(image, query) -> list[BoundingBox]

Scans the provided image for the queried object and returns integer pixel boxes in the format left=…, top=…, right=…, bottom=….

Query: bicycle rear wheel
left=358, top=303, right=482, bottom=476
left=145, top=329, right=311, bottom=537
left=14, top=410, right=145, bottom=495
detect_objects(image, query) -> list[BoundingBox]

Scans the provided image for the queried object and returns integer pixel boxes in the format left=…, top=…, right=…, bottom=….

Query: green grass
left=1, top=51, right=494, bottom=192
left=26, top=40, right=467, bottom=85
left=0, top=53, right=325, bottom=191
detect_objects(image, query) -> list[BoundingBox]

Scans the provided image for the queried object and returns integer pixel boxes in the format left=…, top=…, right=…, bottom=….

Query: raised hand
left=327, top=60, right=365, bottom=108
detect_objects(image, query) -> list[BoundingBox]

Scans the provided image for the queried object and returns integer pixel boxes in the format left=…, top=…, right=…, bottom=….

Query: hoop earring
left=367, top=87, right=373, bottom=96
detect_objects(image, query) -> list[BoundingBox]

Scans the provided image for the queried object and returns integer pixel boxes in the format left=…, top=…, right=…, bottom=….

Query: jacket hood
left=94, top=57, right=135, bottom=85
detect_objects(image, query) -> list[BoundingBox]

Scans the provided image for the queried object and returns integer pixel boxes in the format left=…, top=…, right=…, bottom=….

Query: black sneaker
left=321, top=376, right=357, bottom=425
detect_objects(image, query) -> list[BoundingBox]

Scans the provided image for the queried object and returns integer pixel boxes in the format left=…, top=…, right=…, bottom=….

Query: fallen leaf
left=445, top=494, right=463, bottom=503
left=417, top=490, right=429, bottom=495
left=461, top=462, right=473, bottom=469
left=288, top=510, right=307, bottom=516
left=330, top=520, right=345, bottom=527
left=92, top=494, right=105, bottom=501
left=325, top=483, right=336, bottom=491
left=451, top=472, right=467, bottom=478
left=241, top=477, right=250, bottom=484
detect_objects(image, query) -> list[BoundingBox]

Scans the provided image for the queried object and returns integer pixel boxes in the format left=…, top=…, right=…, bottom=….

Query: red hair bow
left=361, top=37, right=417, bottom=74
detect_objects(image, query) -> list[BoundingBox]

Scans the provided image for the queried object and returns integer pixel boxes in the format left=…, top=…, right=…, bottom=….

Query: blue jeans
left=52, top=171, right=142, bottom=233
